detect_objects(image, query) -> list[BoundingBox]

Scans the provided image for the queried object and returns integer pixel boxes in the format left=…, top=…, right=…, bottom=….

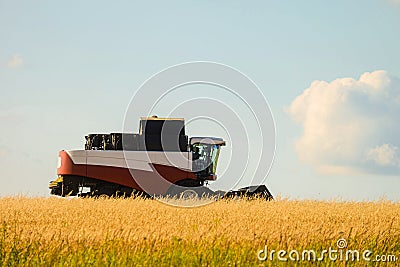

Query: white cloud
left=7, top=54, right=23, bottom=68
left=367, top=144, right=400, bottom=166
left=287, top=70, right=400, bottom=175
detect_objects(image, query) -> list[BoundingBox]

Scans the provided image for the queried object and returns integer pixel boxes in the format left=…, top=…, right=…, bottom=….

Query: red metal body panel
left=57, top=150, right=86, bottom=177
left=57, top=150, right=197, bottom=195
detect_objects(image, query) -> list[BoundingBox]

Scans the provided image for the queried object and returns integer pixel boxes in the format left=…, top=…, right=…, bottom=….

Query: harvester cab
left=190, top=137, right=225, bottom=181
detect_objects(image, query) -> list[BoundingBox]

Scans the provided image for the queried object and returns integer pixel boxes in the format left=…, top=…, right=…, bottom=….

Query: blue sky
left=1, top=1, right=400, bottom=200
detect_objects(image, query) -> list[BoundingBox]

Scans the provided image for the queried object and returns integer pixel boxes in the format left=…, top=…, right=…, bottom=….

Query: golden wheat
left=0, top=197, right=399, bottom=266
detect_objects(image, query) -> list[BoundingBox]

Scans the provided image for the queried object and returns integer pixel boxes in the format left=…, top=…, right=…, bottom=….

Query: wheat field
left=0, top=196, right=399, bottom=266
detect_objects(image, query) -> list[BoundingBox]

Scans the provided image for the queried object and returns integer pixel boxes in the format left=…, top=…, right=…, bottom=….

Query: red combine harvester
left=49, top=117, right=272, bottom=199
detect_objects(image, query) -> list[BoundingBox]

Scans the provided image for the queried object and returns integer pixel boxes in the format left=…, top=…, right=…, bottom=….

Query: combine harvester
left=49, top=117, right=272, bottom=200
